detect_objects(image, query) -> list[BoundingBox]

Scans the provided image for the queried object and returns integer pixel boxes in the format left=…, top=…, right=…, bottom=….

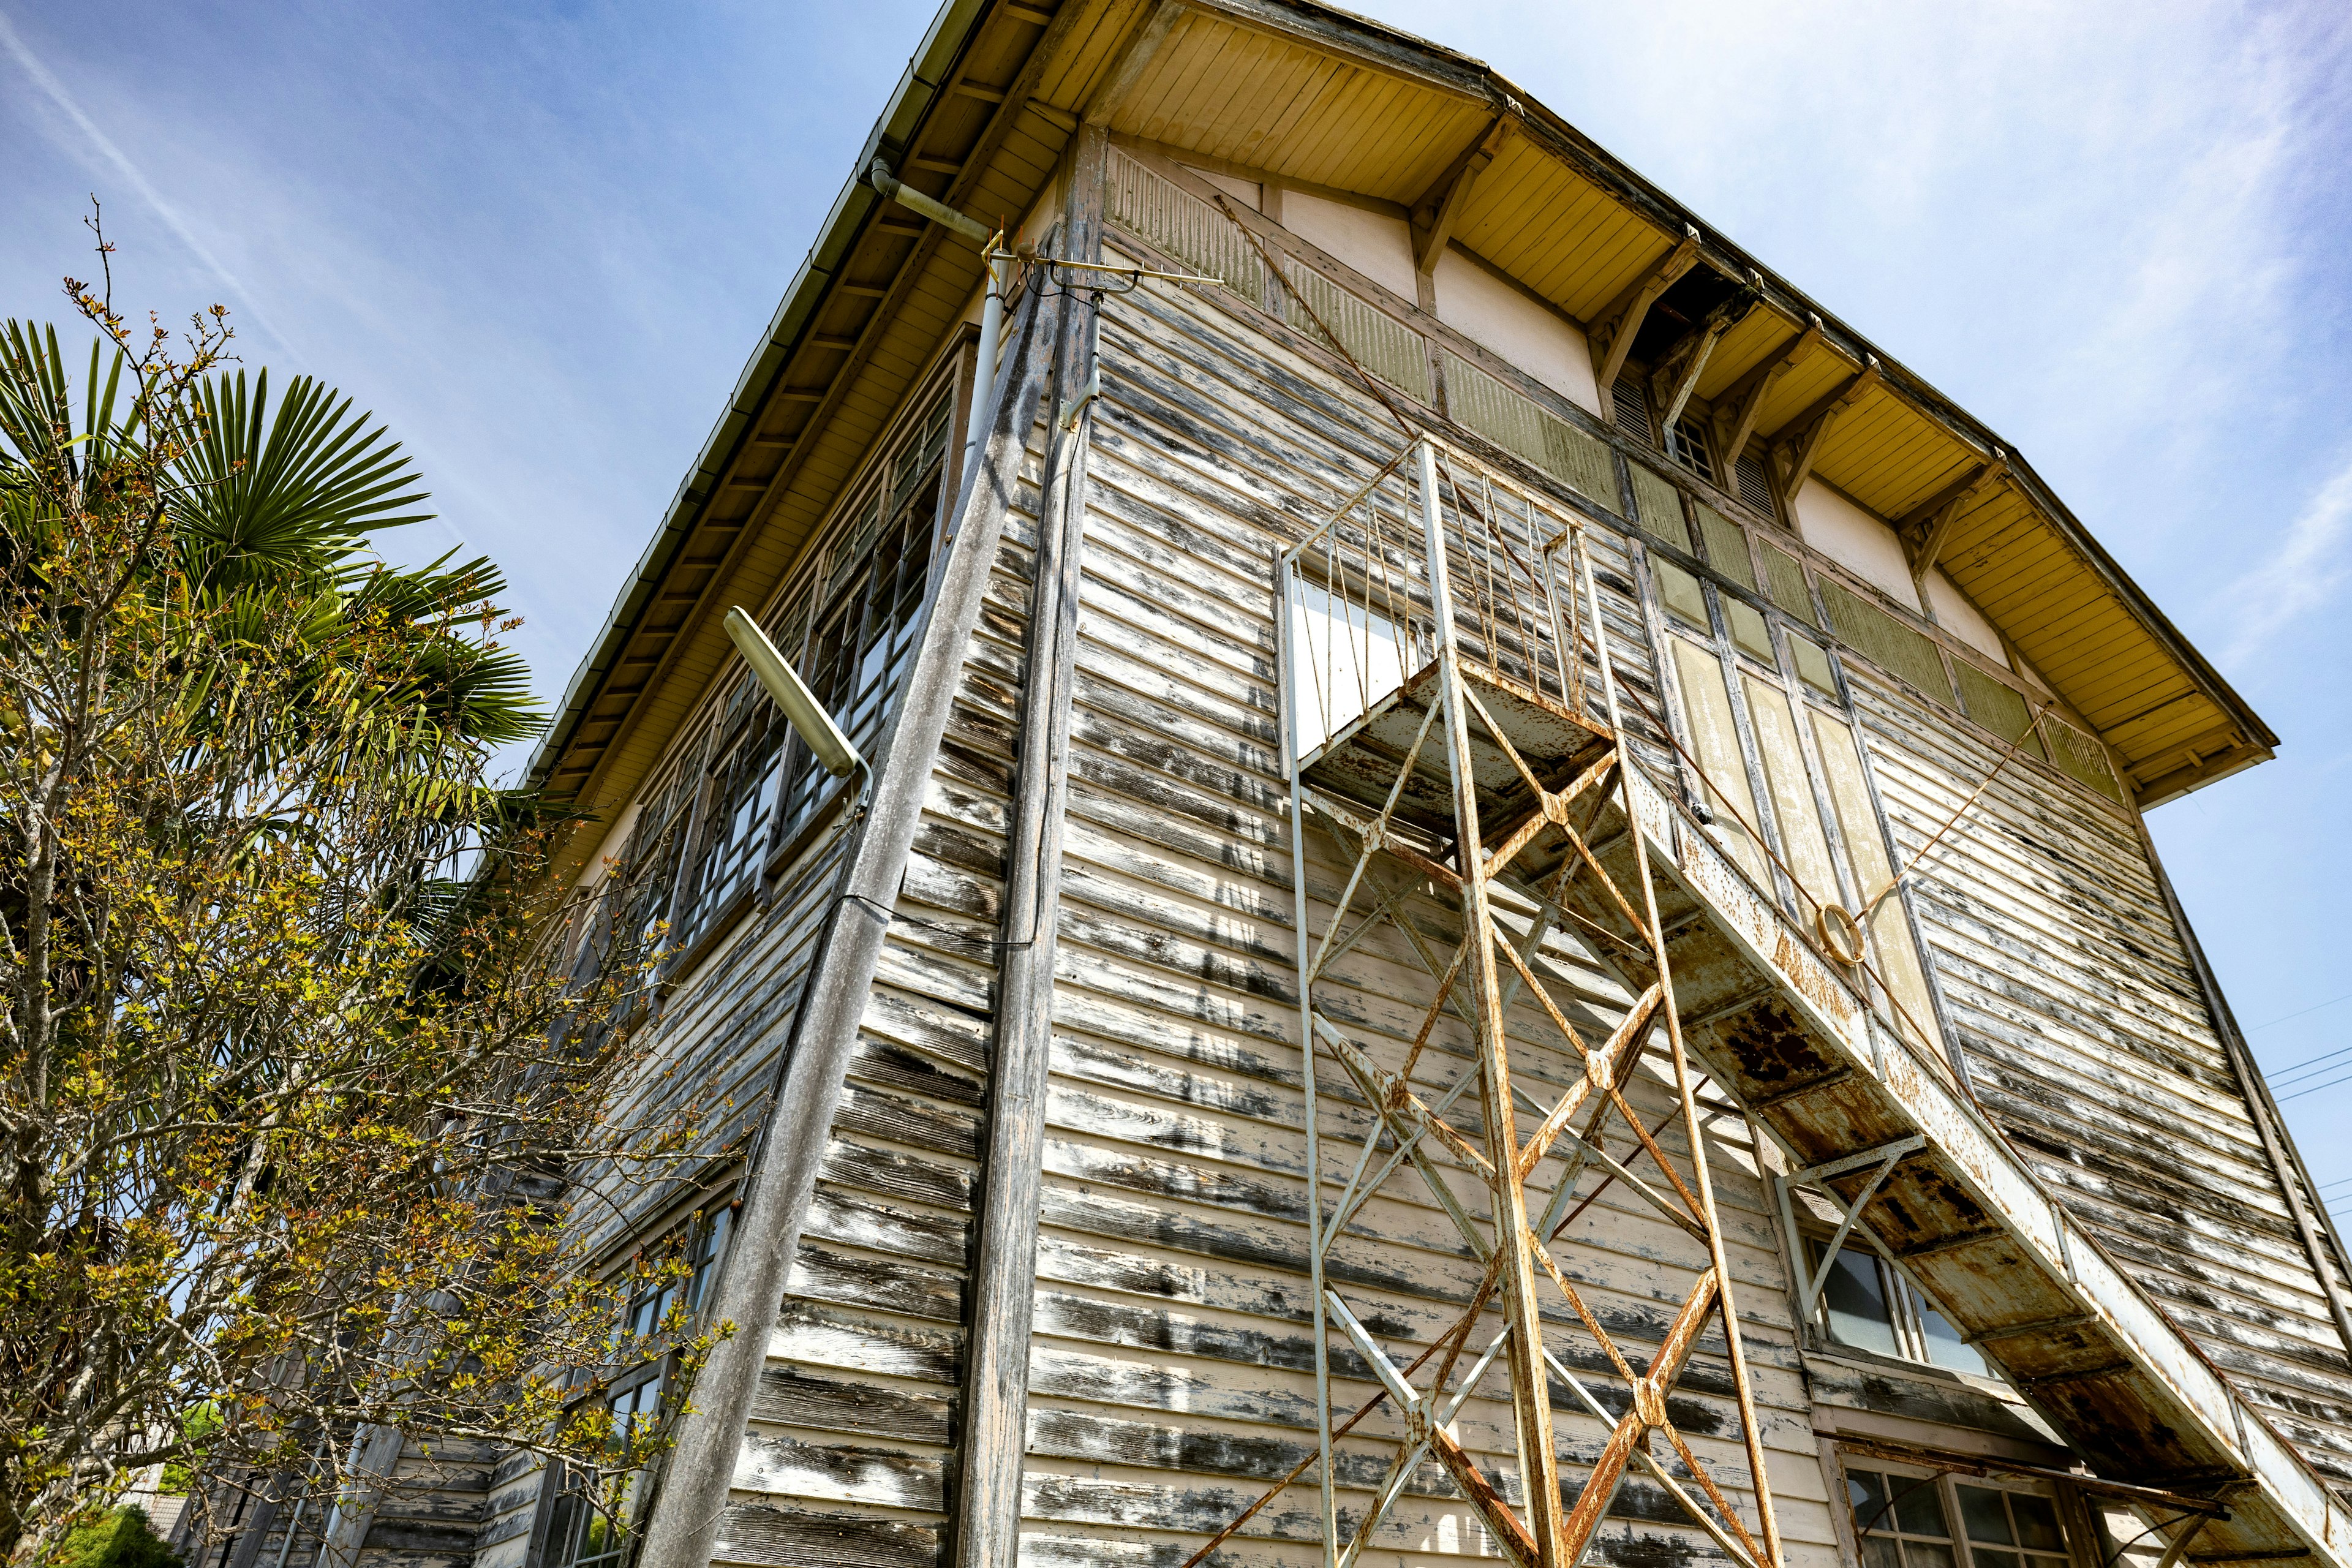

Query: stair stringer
left=1555, top=760, right=2352, bottom=1568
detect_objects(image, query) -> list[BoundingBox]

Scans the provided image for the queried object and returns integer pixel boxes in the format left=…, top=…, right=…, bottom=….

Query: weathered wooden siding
left=704, top=407, right=1055, bottom=1568
left=967, top=258, right=1844, bottom=1567
left=1845, top=663, right=2352, bottom=1490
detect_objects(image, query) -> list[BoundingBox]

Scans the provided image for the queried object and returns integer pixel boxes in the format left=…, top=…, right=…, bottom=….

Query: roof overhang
left=527, top=0, right=2274, bottom=874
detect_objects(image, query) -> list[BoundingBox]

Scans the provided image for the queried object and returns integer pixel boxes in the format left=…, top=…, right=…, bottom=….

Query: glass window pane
left=1894, top=1479, right=1952, bottom=1539
left=1904, top=1541, right=1958, bottom=1568
left=1862, top=1537, right=1903, bottom=1568
left=1972, top=1551, right=2021, bottom=1568
left=1848, top=1468, right=1891, bottom=1532
left=1958, top=1487, right=2014, bottom=1544
left=1822, top=1245, right=1904, bottom=1359
left=1919, top=1297, right=1991, bottom=1376
left=2010, top=1496, right=2064, bottom=1553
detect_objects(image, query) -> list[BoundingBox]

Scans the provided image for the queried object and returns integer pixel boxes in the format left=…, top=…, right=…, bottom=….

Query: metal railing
left=1279, top=434, right=1602, bottom=769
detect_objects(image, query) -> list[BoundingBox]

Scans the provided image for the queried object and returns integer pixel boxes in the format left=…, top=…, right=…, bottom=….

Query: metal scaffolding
left=1263, top=434, right=1786, bottom=1568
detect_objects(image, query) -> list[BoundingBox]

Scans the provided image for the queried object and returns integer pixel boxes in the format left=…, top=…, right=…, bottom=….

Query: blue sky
left=5, top=1, right=2348, bottom=1212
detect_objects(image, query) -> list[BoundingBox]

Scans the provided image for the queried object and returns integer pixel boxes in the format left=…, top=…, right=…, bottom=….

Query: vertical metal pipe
left=1419, top=438, right=1564, bottom=1564
left=1278, top=531, right=1338, bottom=1567
left=963, top=247, right=1006, bottom=486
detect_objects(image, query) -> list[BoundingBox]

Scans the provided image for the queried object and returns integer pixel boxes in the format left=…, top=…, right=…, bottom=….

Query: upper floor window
left=640, top=376, right=957, bottom=962
left=1812, top=1238, right=1987, bottom=1376
left=1667, top=412, right=1716, bottom=484
left=541, top=1200, right=736, bottom=1568
left=772, top=393, right=950, bottom=842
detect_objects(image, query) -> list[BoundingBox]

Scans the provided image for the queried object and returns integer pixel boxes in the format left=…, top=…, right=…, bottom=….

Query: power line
left=2248, top=989, right=2352, bottom=1037
left=2279, top=1069, right=2352, bottom=1104
left=2270, top=1043, right=2352, bottom=1087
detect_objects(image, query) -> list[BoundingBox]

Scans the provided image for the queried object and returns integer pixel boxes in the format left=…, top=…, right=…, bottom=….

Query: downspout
left=866, top=156, right=1009, bottom=505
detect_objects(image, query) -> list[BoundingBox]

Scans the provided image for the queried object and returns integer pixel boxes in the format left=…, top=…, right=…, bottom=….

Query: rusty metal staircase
left=1232, top=434, right=2352, bottom=1568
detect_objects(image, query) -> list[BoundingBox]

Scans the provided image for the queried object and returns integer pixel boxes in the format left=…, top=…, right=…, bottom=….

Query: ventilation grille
left=1105, top=148, right=1266, bottom=300
left=1610, top=374, right=1656, bottom=448
left=1735, top=450, right=1776, bottom=518
left=1760, top=544, right=1816, bottom=625
left=1820, top=579, right=1953, bottom=704
left=1953, top=662, right=2042, bottom=756
left=1442, top=352, right=1619, bottom=511
left=1626, top=462, right=1688, bottom=548
left=1693, top=503, right=1756, bottom=592
left=2043, top=717, right=2123, bottom=802
left=1286, top=262, right=1432, bottom=402
left=1669, top=414, right=1717, bottom=483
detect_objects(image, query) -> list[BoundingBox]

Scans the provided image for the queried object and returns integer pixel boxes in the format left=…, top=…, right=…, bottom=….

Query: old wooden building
left=220, top=4, right=2352, bottom=1568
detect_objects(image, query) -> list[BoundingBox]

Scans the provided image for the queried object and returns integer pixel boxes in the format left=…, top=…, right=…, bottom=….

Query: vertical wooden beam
left=628, top=283, right=1057, bottom=1568
left=950, top=121, right=1109, bottom=1568
left=1417, top=443, right=1565, bottom=1565
left=1083, top=0, right=1179, bottom=125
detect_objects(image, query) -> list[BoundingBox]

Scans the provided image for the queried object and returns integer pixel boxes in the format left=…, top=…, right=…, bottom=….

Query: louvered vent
left=1104, top=148, right=1266, bottom=300
left=1820, top=579, right=1953, bottom=705
left=1735, top=450, right=1776, bottom=518
left=1953, top=663, right=2043, bottom=757
left=1610, top=375, right=1656, bottom=448
left=1442, top=352, right=1619, bottom=511
left=2043, top=716, right=2124, bottom=802
left=1285, top=262, right=1432, bottom=402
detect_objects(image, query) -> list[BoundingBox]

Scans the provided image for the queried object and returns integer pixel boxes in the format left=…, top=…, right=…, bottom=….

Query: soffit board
left=1106, top=4, right=2276, bottom=794
left=527, top=0, right=1087, bottom=880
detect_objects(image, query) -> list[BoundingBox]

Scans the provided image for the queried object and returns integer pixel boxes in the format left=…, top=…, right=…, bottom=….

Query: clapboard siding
left=981, top=264, right=1840, bottom=1568
left=1846, top=662, right=2352, bottom=1484
left=703, top=410, right=1059, bottom=1568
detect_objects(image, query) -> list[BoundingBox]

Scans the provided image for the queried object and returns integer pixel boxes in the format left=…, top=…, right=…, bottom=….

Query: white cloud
left=2217, top=453, right=2352, bottom=668
left=0, top=7, right=300, bottom=360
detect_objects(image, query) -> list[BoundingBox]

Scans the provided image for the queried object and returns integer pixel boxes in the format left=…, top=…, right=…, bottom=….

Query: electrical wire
left=2246, top=989, right=2352, bottom=1035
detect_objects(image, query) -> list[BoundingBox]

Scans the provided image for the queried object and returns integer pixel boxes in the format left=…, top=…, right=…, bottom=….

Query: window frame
left=1839, top=1457, right=2084, bottom=1568
left=1640, top=494, right=1962, bottom=1062
left=615, top=355, right=967, bottom=976
left=1804, top=1232, right=1990, bottom=1378
left=535, top=1196, right=739, bottom=1568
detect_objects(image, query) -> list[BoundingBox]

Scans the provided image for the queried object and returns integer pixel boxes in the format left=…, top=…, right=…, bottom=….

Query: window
left=669, top=680, right=789, bottom=951
left=1847, top=1465, right=2074, bottom=1568
left=1668, top=412, right=1717, bottom=484
left=542, top=1203, right=735, bottom=1568
left=1812, top=1239, right=1988, bottom=1375
left=621, top=379, right=957, bottom=965
left=771, top=393, right=951, bottom=843
left=1649, top=517, right=1942, bottom=1045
